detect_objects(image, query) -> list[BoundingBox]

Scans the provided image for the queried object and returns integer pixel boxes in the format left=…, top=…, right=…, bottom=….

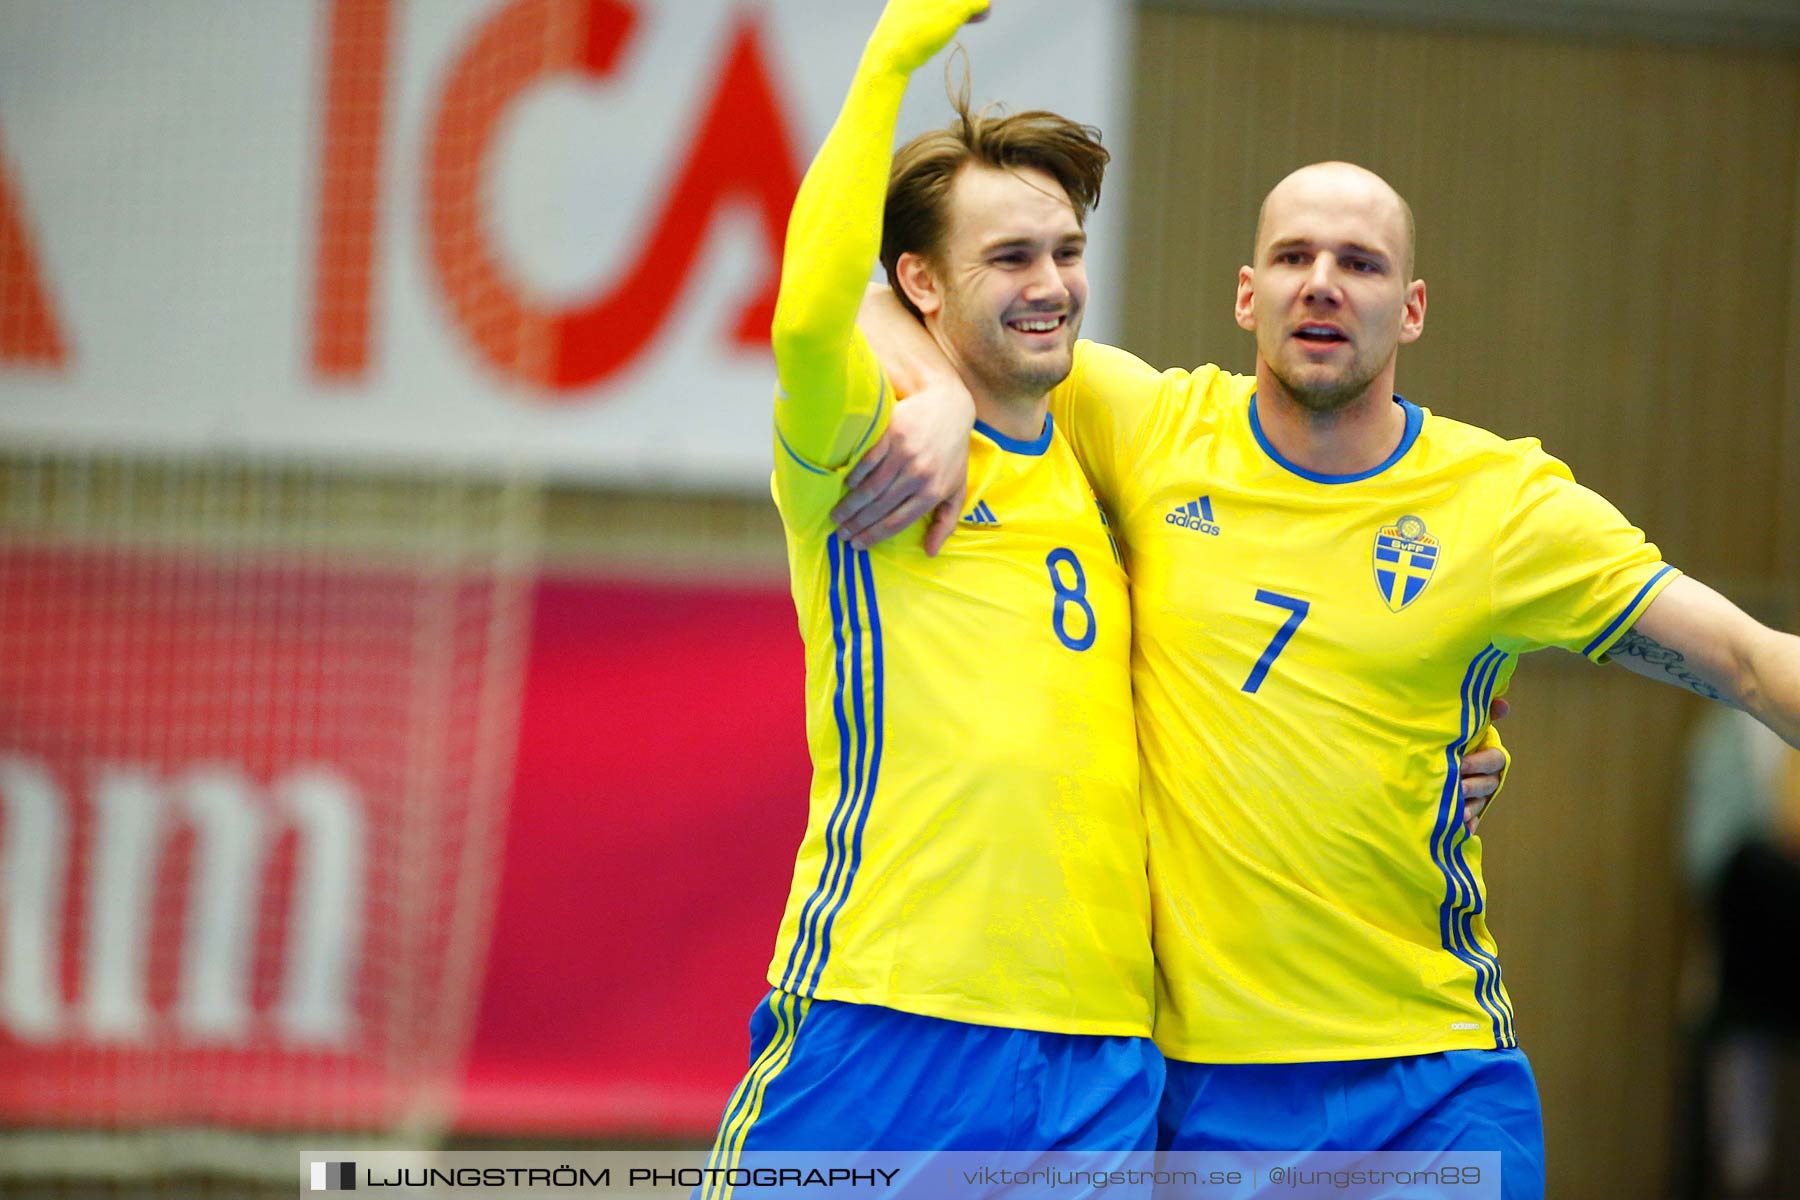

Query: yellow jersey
left=769, top=408, right=1147, bottom=1035
left=755, top=9, right=1148, bottom=1038
left=1052, top=342, right=1677, bottom=1062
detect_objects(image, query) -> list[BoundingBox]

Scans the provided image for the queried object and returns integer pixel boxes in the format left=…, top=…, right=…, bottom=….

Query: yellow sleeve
left=1048, top=342, right=1231, bottom=519
left=1491, top=443, right=1679, bottom=660
left=1045, top=341, right=1168, bottom=514
left=771, top=0, right=987, bottom=469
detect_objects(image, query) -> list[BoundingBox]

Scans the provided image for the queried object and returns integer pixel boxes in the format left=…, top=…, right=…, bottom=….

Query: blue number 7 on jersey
left=1242, top=590, right=1311, bottom=694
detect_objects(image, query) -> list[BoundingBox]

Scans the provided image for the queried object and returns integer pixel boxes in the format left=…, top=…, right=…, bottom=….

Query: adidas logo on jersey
left=962, top=500, right=1000, bottom=526
left=1165, top=497, right=1221, bottom=536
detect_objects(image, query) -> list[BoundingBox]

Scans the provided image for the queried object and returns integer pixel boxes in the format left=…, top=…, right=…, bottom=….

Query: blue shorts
left=706, top=990, right=1162, bottom=1159
left=1158, top=1049, right=1544, bottom=1200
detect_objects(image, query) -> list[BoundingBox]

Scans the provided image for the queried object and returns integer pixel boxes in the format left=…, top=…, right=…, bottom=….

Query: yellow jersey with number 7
left=1051, top=340, right=1678, bottom=1062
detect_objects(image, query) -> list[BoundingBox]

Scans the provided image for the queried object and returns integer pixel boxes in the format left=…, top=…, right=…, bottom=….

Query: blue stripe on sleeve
left=844, top=374, right=889, bottom=462
left=774, top=423, right=832, bottom=476
left=1581, top=564, right=1676, bottom=659
left=774, top=371, right=887, bottom=476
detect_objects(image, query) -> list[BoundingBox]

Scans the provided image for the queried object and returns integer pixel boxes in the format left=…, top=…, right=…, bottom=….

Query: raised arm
left=773, top=0, right=989, bottom=468
left=1611, top=575, right=1800, bottom=748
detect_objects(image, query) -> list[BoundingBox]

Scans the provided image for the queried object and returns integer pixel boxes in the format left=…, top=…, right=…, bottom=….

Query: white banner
left=0, top=0, right=1130, bottom=489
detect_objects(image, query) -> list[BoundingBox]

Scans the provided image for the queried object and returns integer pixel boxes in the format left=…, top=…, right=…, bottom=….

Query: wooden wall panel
left=1124, top=10, right=1800, bottom=1198
left=1122, top=13, right=1799, bottom=582
left=1782, top=129, right=1800, bottom=587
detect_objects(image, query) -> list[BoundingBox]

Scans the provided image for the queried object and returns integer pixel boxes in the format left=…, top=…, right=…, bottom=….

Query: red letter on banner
left=0, top=136, right=68, bottom=367
left=310, top=0, right=393, bottom=380
left=427, top=0, right=802, bottom=393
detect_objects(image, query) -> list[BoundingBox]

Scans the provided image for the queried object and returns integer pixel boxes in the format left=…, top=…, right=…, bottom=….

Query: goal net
left=0, top=454, right=539, bottom=1187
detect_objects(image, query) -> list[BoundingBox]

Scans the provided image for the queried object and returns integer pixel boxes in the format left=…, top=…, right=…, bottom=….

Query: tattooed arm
left=1610, top=629, right=1724, bottom=701
left=1610, top=575, right=1800, bottom=748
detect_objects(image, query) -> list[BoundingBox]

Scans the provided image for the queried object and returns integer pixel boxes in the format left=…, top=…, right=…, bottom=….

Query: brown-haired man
left=699, top=0, right=1163, bottom=1176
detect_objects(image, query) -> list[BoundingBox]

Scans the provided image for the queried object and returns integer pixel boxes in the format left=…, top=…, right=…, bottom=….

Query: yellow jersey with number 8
left=768, top=384, right=1149, bottom=1037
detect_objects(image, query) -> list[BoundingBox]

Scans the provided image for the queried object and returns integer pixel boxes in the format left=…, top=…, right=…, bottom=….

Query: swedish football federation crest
left=1373, top=514, right=1440, bottom=612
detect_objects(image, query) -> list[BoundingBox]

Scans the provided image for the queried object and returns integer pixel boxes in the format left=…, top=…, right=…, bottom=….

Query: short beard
left=1268, top=356, right=1384, bottom=415
left=958, top=309, right=1082, bottom=406
left=967, top=350, right=1074, bottom=408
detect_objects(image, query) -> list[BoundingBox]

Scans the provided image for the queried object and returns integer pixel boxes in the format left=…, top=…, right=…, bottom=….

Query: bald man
left=852, top=160, right=1800, bottom=1199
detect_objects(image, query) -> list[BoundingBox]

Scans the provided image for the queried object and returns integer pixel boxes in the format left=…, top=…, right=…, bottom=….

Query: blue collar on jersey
left=975, top=413, right=1055, bottom=457
left=1248, top=392, right=1423, bottom=484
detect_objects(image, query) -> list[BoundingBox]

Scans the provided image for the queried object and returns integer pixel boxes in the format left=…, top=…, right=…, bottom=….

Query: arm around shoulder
left=834, top=286, right=977, bottom=553
left=1046, top=340, right=1190, bottom=517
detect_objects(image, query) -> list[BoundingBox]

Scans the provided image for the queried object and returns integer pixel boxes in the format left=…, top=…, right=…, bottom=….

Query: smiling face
left=897, top=163, right=1088, bottom=406
left=1236, top=163, right=1425, bottom=414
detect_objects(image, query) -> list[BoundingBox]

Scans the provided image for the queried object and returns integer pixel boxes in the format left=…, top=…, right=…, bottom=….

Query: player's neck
left=972, top=392, right=1052, bottom=445
left=1254, top=364, right=1406, bottom=477
left=924, top=320, right=1052, bottom=445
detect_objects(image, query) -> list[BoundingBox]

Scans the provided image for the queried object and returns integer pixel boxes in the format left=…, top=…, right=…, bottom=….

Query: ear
left=1234, top=265, right=1257, bottom=332
left=895, top=251, right=944, bottom=319
left=1398, top=277, right=1426, bottom=344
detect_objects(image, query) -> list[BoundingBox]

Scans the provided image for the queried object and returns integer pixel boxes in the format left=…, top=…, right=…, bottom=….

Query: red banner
left=0, top=545, right=507, bottom=1127
left=457, top=577, right=808, bottom=1135
left=0, top=557, right=805, bottom=1137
